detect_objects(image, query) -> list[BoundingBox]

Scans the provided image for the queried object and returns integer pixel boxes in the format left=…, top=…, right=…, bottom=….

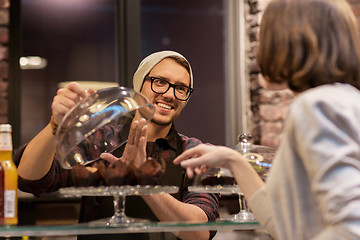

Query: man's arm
left=142, top=194, right=210, bottom=240
left=17, top=124, right=56, bottom=180
left=17, top=82, right=94, bottom=180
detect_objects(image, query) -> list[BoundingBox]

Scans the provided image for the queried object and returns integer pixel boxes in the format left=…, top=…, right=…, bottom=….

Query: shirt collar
left=155, top=124, right=178, bottom=151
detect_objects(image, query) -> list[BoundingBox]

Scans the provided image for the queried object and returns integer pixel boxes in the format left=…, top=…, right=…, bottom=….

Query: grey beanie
left=133, top=50, right=193, bottom=93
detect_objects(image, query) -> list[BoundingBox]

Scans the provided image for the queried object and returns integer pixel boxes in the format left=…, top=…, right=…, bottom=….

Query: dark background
left=20, top=0, right=225, bottom=147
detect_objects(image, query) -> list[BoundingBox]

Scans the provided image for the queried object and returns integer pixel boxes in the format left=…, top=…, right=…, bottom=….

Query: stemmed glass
left=222, top=192, right=256, bottom=222
left=60, top=185, right=179, bottom=226
left=231, top=133, right=274, bottom=221
left=188, top=134, right=274, bottom=223
left=188, top=168, right=256, bottom=222
left=111, top=194, right=131, bottom=225
left=103, top=185, right=179, bottom=226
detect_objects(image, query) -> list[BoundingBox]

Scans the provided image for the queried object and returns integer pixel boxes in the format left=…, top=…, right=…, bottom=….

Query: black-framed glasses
left=145, top=76, right=194, bottom=101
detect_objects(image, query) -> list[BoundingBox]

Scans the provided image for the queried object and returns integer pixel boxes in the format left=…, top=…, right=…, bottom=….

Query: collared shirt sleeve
left=179, top=133, right=220, bottom=240
left=182, top=189, right=220, bottom=221
left=14, top=144, right=72, bottom=197
left=14, top=125, right=123, bottom=197
left=182, top=185, right=220, bottom=240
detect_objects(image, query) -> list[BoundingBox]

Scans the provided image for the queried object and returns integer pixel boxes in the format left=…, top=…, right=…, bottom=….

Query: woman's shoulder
left=292, top=83, right=360, bottom=109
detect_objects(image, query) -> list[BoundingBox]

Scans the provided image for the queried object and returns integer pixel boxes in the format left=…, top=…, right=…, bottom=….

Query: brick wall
left=0, top=0, right=9, bottom=124
left=246, top=0, right=360, bottom=149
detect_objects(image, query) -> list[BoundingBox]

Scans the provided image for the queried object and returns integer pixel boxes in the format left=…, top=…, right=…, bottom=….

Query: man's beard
left=150, top=115, right=177, bottom=126
left=150, top=111, right=181, bottom=126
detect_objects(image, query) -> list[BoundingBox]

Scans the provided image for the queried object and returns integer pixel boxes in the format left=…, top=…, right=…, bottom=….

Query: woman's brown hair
left=257, top=0, right=360, bottom=92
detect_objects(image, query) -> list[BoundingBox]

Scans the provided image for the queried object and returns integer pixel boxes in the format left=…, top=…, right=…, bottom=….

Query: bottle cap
left=0, top=124, right=12, bottom=132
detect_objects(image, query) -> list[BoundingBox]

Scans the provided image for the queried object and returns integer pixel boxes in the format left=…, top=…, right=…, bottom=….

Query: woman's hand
left=174, top=144, right=242, bottom=178
left=174, top=144, right=265, bottom=200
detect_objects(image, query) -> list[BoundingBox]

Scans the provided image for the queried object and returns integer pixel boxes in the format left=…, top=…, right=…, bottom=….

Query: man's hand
left=51, top=82, right=96, bottom=125
left=18, top=82, right=96, bottom=180
left=100, top=118, right=148, bottom=168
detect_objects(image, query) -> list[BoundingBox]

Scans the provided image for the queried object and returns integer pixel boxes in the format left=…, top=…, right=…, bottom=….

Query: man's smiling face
left=140, top=58, right=190, bottom=126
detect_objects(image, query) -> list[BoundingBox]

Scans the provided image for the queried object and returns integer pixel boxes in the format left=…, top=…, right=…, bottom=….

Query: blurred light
left=20, top=56, right=48, bottom=69
left=58, top=81, right=119, bottom=90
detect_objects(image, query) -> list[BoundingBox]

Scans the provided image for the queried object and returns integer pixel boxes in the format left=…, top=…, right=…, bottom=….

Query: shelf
left=0, top=220, right=262, bottom=237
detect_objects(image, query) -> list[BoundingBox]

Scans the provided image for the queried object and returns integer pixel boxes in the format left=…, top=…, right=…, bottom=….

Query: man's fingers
left=134, top=118, right=147, bottom=146
left=141, top=124, right=147, bottom=138
left=65, top=82, right=87, bottom=98
left=138, top=136, right=147, bottom=163
left=127, top=120, right=139, bottom=145
left=100, top=153, right=119, bottom=164
left=134, top=123, right=143, bottom=147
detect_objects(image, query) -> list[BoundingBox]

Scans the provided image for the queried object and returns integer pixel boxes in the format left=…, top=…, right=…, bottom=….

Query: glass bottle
left=0, top=124, right=18, bottom=225
left=0, top=160, right=4, bottom=225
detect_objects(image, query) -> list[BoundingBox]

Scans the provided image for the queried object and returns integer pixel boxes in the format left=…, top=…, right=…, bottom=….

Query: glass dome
left=235, top=134, right=275, bottom=180
left=56, top=86, right=155, bottom=169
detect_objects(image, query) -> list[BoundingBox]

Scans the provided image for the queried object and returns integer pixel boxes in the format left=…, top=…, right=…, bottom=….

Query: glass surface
left=0, top=221, right=262, bottom=237
left=189, top=185, right=241, bottom=194
left=56, top=87, right=155, bottom=169
left=59, top=185, right=179, bottom=197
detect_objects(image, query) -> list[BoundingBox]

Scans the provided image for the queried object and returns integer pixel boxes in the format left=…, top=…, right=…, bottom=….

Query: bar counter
left=0, top=220, right=272, bottom=239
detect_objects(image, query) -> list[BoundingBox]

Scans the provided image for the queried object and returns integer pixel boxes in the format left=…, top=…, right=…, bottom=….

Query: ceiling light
left=19, top=56, right=48, bottom=69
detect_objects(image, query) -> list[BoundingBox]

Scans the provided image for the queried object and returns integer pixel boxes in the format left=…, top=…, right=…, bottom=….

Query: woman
left=174, top=0, right=360, bottom=239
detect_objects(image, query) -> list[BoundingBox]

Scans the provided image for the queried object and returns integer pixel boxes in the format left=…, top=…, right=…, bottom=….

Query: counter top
left=0, top=220, right=265, bottom=237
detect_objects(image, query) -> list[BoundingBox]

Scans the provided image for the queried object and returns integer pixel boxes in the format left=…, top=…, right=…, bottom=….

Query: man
left=15, top=51, right=220, bottom=240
